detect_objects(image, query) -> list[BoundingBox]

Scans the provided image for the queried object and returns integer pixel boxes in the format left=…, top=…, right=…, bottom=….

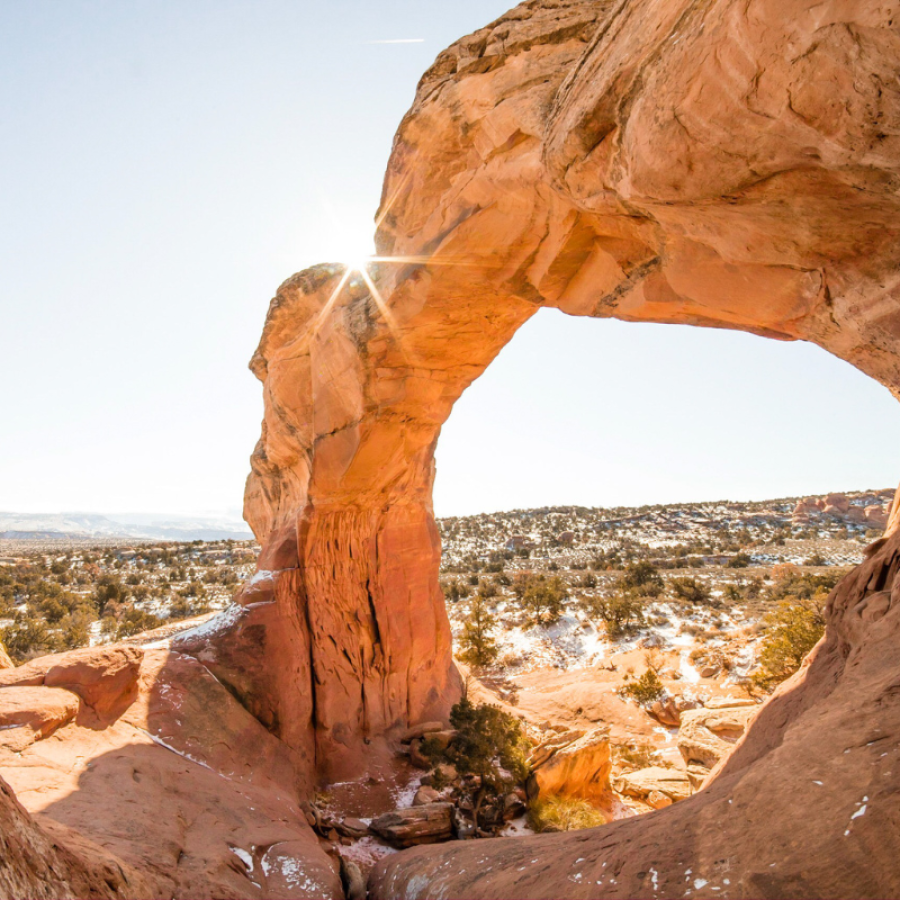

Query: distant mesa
left=0, top=512, right=253, bottom=543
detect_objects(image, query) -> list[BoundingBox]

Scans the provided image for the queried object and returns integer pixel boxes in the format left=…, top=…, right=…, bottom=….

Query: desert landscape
left=3, top=0, right=900, bottom=897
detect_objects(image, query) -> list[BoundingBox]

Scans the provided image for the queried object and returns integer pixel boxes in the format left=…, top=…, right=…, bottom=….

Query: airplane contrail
left=364, top=38, right=425, bottom=44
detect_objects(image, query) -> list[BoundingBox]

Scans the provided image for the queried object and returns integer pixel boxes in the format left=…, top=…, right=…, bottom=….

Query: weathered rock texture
left=0, top=643, right=341, bottom=900
left=227, top=0, right=900, bottom=895
left=4, top=0, right=895, bottom=895
left=526, top=727, right=611, bottom=803
left=223, top=0, right=900, bottom=791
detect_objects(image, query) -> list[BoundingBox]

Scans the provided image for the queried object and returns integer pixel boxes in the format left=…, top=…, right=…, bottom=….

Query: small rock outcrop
left=677, top=703, right=757, bottom=769
left=0, top=687, right=79, bottom=752
left=614, top=766, right=692, bottom=805
left=526, top=727, right=611, bottom=803
left=369, top=803, right=454, bottom=847
left=0, top=645, right=143, bottom=719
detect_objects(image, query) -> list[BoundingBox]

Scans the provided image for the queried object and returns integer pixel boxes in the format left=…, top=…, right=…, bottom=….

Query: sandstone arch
left=178, top=0, right=900, bottom=895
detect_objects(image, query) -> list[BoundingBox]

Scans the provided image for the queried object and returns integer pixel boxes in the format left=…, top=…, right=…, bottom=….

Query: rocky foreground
left=4, top=0, right=900, bottom=896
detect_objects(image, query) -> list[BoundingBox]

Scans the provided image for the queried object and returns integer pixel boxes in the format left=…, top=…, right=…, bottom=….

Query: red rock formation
left=223, top=0, right=900, bottom=788
left=0, top=773, right=157, bottom=900
left=0, top=644, right=341, bottom=899
left=5, top=0, right=894, bottom=895
left=220, top=0, right=900, bottom=894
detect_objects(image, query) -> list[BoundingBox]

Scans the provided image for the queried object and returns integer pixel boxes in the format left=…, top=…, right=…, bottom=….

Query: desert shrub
left=442, top=578, right=471, bottom=602
left=116, top=605, right=162, bottom=638
left=727, top=553, right=752, bottom=568
left=528, top=796, right=606, bottom=833
left=669, top=576, right=712, bottom=605
left=92, top=576, right=128, bottom=616
left=513, top=573, right=568, bottom=627
left=765, top=570, right=841, bottom=604
left=751, top=597, right=825, bottom=691
left=618, top=561, right=663, bottom=597
left=425, top=698, right=529, bottom=829
left=2, top=615, right=54, bottom=662
left=457, top=592, right=498, bottom=668
left=581, top=591, right=643, bottom=638
left=622, top=668, right=665, bottom=704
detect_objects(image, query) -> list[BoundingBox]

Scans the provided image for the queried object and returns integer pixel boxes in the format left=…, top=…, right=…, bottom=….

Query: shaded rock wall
left=229, top=0, right=900, bottom=788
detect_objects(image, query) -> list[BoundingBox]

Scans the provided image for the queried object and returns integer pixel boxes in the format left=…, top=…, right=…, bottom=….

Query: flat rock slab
left=370, top=802, right=453, bottom=847
left=614, top=766, right=692, bottom=802
left=0, top=686, right=79, bottom=752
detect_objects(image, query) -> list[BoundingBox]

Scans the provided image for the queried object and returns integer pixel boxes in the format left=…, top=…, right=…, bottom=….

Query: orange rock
left=222, top=0, right=900, bottom=800
left=0, top=645, right=143, bottom=719
left=0, top=687, right=79, bottom=752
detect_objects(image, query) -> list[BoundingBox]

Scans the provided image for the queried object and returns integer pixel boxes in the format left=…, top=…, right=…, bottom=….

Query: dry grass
left=527, top=796, right=607, bottom=833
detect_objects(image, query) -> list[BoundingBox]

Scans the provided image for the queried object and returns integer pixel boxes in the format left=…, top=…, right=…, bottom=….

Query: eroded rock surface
left=0, top=644, right=340, bottom=900
left=371, top=528, right=900, bottom=897
left=225, top=0, right=900, bottom=791
left=526, top=727, right=611, bottom=803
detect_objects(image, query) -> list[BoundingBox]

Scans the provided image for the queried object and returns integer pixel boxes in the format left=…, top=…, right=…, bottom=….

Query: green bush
left=425, top=698, right=529, bottom=830
left=622, top=668, right=665, bottom=704
left=513, top=573, right=568, bottom=626
left=618, top=561, right=663, bottom=596
left=752, top=597, right=825, bottom=691
left=457, top=592, right=498, bottom=668
left=581, top=591, right=644, bottom=638
left=528, top=796, right=606, bottom=833
left=669, top=576, right=712, bottom=605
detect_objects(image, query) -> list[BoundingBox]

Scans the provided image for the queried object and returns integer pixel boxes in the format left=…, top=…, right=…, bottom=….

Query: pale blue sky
left=2, top=1, right=898, bottom=519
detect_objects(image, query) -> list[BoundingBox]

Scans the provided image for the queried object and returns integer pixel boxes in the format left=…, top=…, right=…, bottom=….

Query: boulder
left=0, top=643, right=12, bottom=670
left=527, top=729, right=585, bottom=769
left=865, top=505, right=889, bottom=528
left=408, top=739, right=431, bottom=769
left=649, top=698, right=680, bottom=727
left=414, top=786, right=441, bottom=806
left=678, top=705, right=757, bottom=768
left=0, top=687, right=80, bottom=752
left=614, top=766, right=692, bottom=803
left=422, top=729, right=456, bottom=751
left=369, top=803, right=454, bottom=848
left=0, top=646, right=143, bottom=718
left=338, top=817, right=369, bottom=839
left=527, top=727, right=611, bottom=803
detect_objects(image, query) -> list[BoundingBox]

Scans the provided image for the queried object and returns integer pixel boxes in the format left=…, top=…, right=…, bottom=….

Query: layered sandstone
left=5, top=0, right=900, bottom=896
left=228, top=0, right=900, bottom=894
left=228, top=0, right=900, bottom=786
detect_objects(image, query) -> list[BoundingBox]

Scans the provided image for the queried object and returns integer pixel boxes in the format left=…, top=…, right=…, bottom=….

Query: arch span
left=177, top=0, right=900, bottom=894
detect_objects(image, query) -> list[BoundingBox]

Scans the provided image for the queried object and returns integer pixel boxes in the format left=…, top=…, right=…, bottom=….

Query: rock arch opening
left=181, top=0, right=900, bottom=895
left=433, top=308, right=900, bottom=517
